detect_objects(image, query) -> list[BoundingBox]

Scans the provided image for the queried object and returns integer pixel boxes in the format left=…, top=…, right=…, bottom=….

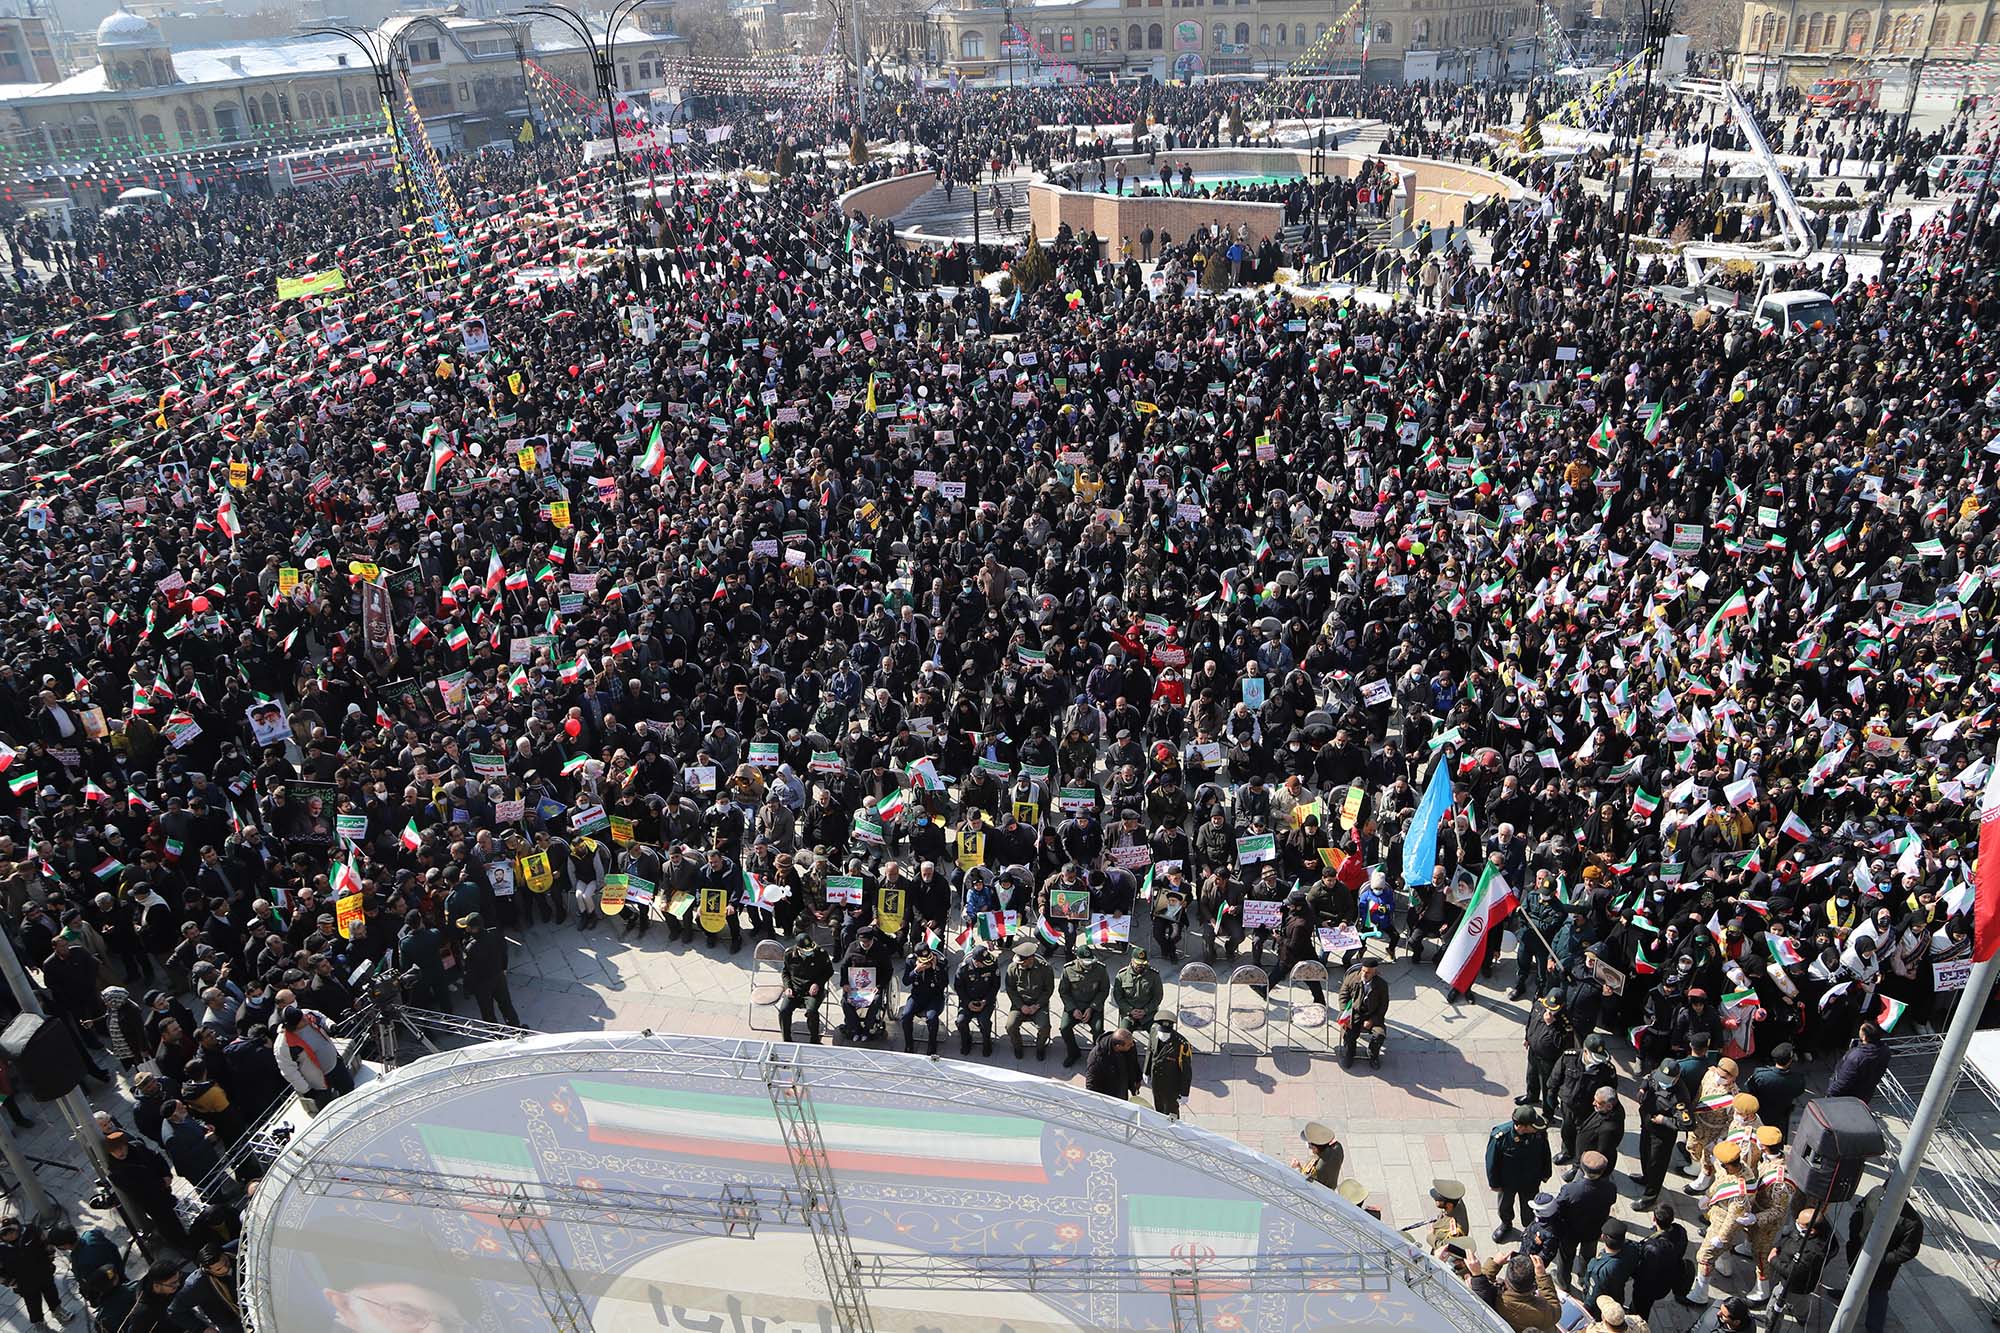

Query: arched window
left=1931, top=14, right=1948, bottom=42
left=1107, top=25, right=1118, bottom=47
left=104, top=115, right=127, bottom=143
left=75, top=116, right=98, bottom=146
left=1058, top=24, right=1073, bottom=49
left=1316, top=23, right=1327, bottom=40
left=246, top=99, right=262, bottom=126
left=1234, top=22, right=1249, bottom=43
left=1374, top=20, right=1391, bottom=42
left=961, top=30, right=983, bottom=57
left=1959, top=14, right=1976, bottom=42
left=261, top=93, right=278, bottom=123
left=1128, top=23, right=1142, bottom=47
left=1277, top=23, right=1287, bottom=43
left=1211, top=23, right=1224, bottom=46
left=1758, top=12, right=1777, bottom=43
left=1416, top=18, right=1430, bottom=42
left=112, top=61, right=130, bottom=87
left=1986, top=13, right=1998, bottom=42
left=139, top=114, right=162, bottom=142
left=1294, top=24, right=1306, bottom=44
left=1082, top=26, right=1092, bottom=48
left=50, top=124, right=72, bottom=152
left=1806, top=13, right=1824, bottom=45
left=174, top=107, right=190, bottom=141
left=151, top=57, right=168, bottom=84
left=193, top=104, right=208, bottom=132
left=1875, top=10, right=1894, bottom=44
left=1148, top=22, right=1162, bottom=46
left=341, top=87, right=357, bottom=116
left=1258, top=24, right=1269, bottom=44
left=1039, top=26, right=1053, bottom=47
left=1890, top=15, right=1911, bottom=47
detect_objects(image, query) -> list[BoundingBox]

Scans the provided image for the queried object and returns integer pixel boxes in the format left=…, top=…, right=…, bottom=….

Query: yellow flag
left=863, top=374, right=876, bottom=415
left=517, top=119, right=535, bottom=145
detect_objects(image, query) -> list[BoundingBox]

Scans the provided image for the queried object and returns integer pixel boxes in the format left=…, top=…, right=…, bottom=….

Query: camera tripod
left=369, top=1002, right=440, bottom=1069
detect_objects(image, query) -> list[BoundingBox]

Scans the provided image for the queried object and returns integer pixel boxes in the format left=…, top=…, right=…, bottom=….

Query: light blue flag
left=1401, top=755, right=1454, bottom=888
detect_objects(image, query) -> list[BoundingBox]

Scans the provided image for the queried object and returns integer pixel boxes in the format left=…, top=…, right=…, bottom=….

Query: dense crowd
left=0, top=67, right=1990, bottom=1331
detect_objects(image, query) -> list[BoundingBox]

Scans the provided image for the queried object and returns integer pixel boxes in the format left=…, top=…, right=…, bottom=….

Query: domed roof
left=96, top=8, right=163, bottom=47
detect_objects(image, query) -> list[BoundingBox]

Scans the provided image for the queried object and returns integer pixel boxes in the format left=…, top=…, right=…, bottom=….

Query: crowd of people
left=0, top=61, right=1989, bottom=1330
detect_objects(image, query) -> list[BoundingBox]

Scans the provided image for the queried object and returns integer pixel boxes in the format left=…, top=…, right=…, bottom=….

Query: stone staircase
left=893, top=176, right=1036, bottom=244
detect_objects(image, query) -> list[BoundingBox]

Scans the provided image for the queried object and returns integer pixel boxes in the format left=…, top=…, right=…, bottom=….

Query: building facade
left=0, top=6, right=683, bottom=189
left=932, top=0, right=1540, bottom=85
left=1736, top=0, right=2000, bottom=87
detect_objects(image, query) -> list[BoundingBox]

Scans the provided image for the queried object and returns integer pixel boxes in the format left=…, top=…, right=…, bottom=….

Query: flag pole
left=1827, top=950, right=2000, bottom=1333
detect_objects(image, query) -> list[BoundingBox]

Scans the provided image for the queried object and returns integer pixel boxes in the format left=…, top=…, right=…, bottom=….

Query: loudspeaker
left=1786, top=1096, right=1885, bottom=1204
left=0, top=1012, right=86, bottom=1102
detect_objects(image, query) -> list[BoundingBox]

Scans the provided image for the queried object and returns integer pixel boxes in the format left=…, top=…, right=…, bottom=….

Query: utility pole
left=1005, top=2, right=1015, bottom=89
left=851, top=0, right=869, bottom=124
left=1881, top=0, right=1944, bottom=188
left=1829, top=950, right=2000, bottom=1333
left=1611, top=0, right=1675, bottom=306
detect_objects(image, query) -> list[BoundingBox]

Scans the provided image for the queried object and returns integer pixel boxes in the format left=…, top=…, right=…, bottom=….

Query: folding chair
left=1172, top=962, right=1219, bottom=1052
left=746, top=938, right=788, bottom=1033
left=1279, top=960, right=1332, bottom=1052
left=1222, top=964, right=1271, bottom=1053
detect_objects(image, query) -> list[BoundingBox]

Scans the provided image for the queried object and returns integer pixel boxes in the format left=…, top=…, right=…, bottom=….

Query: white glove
left=1741, top=1212, right=1761, bottom=1226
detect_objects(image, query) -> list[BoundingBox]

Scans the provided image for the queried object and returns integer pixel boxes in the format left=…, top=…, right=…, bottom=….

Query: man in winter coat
left=1487, top=1106, right=1555, bottom=1241
left=395, top=910, right=451, bottom=1011
left=1573, top=1086, right=1627, bottom=1177
left=273, top=1004, right=353, bottom=1111
left=1523, top=992, right=1574, bottom=1108
left=1083, top=1028, right=1143, bottom=1100
left=104, top=1131, right=189, bottom=1254
left=1554, top=1034, right=1619, bottom=1161
left=1336, top=956, right=1391, bottom=1067
left=1846, top=1184, right=1923, bottom=1333
left=776, top=931, right=832, bottom=1043
left=1551, top=1151, right=1618, bottom=1290
left=0, top=1215, right=68, bottom=1328
left=456, top=912, right=520, bottom=1026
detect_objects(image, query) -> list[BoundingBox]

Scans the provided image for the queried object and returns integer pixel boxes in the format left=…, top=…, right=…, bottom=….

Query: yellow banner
left=275, top=268, right=348, bottom=302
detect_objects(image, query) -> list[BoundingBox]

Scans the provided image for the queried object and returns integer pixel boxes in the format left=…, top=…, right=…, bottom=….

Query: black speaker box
left=0, top=1011, right=86, bottom=1102
left=1785, top=1096, right=1885, bottom=1204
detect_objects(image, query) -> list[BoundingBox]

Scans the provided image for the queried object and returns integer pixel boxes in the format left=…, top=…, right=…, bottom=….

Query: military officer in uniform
left=1744, top=1124, right=1791, bottom=1305
left=1686, top=1058, right=1741, bottom=1193
left=1688, top=1139, right=1754, bottom=1305
left=1110, top=947, right=1164, bottom=1032
left=1006, top=939, right=1056, bottom=1060
left=954, top=944, right=1002, bottom=1056
left=1293, top=1121, right=1344, bottom=1188
left=1427, top=1179, right=1472, bottom=1256
left=1058, top=941, right=1110, bottom=1068
left=776, top=931, right=832, bottom=1044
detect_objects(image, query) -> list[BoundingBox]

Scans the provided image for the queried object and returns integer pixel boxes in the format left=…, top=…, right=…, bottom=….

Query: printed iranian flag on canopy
left=1126, top=1194, right=1263, bottom=1273
left=569, top=1080, right=1047, bottom=1183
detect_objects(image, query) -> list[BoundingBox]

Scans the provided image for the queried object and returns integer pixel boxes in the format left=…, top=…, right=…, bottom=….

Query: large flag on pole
left=1401, top=754, right=1453, bottom=888
left=1437, top=865, right=1517, bottom=995
left=1975, top=736, right=2000, bottom=960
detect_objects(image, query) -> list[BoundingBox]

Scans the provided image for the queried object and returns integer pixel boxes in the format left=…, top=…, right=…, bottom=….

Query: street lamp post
left=515, top=0, right=664, bottom=281
left=305, top=24, right=421, bottom=233
left=1879, top=0, right=1944, bottom=190
left=1610, top=0, right=1677, bottom=307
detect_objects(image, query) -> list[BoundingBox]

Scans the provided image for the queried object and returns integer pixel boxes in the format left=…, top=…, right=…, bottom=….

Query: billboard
left=1173, top=19, right=1203, bottom=50
left=242, top=1033, right=1505, bottom=1332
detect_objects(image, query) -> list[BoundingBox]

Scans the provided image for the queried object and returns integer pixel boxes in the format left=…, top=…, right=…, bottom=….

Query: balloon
left=564, top=718, right=582, bottom=739
left=190, top=596, right=210, bottom=613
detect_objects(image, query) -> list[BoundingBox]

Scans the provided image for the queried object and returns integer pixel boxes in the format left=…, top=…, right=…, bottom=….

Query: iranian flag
left=875, top=788, right=909, bottom=823
left=91, top=855, right=125, bottom=880
left=215, top=491, right=242, bottom=540
left=81, top=780, right=109, bottom=804
left=400, top=818, right=423, bottom=852
left=571, top=1079, right=1047, bottom=1183
left=637, top=423, right=666, bottom=478
left=484, top=548, right=505, bottom=594
left=1642, top=401, right=1668, bottom=442
left=1973, top=735, right=2000, bottom=961
left=417, top=1124, right=540, bottom=1193
left=6, top=770, right=37, bottom=798
left=1035, top=916, right=1064, bottom=948
left=1127, top=1195, right=1262, bottom=1270
left=507, top=666, right=529, bottom=698
left=1780, top=811, right=1813, bottom=842
left=560, top=752, right=590, bottom=777
left=1873, top=994, right=1908, bottom=1033
left=1767, top=934, right=1803, bottom=967
left=1436, top=865, right=1516, bottom=994
left=1631, top=787, right=1660, bottom=820
left=330, top=854, right=364, bottom=900
left=1587, top=412, right=1614, bottom=453
left=444, top=624, right=470, bottom=652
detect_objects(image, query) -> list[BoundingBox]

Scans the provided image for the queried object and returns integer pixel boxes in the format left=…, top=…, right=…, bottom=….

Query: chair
left=1172, top=962, right=1219, bottom=1052
left=746, top=938, right=788, bottom=1033
left=1222, top=965, right=1271, bottom=1053
left=1279, top=960, right=1332, bottom=1053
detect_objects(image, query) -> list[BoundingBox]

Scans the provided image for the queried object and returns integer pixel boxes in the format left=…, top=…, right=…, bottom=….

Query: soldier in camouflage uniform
left=1685, top=1057, right=1741, bottom=1192
left=1688, top=1139, right=1754, bottom=1305
left=1744, top=1124, right=1792, bottom=1305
